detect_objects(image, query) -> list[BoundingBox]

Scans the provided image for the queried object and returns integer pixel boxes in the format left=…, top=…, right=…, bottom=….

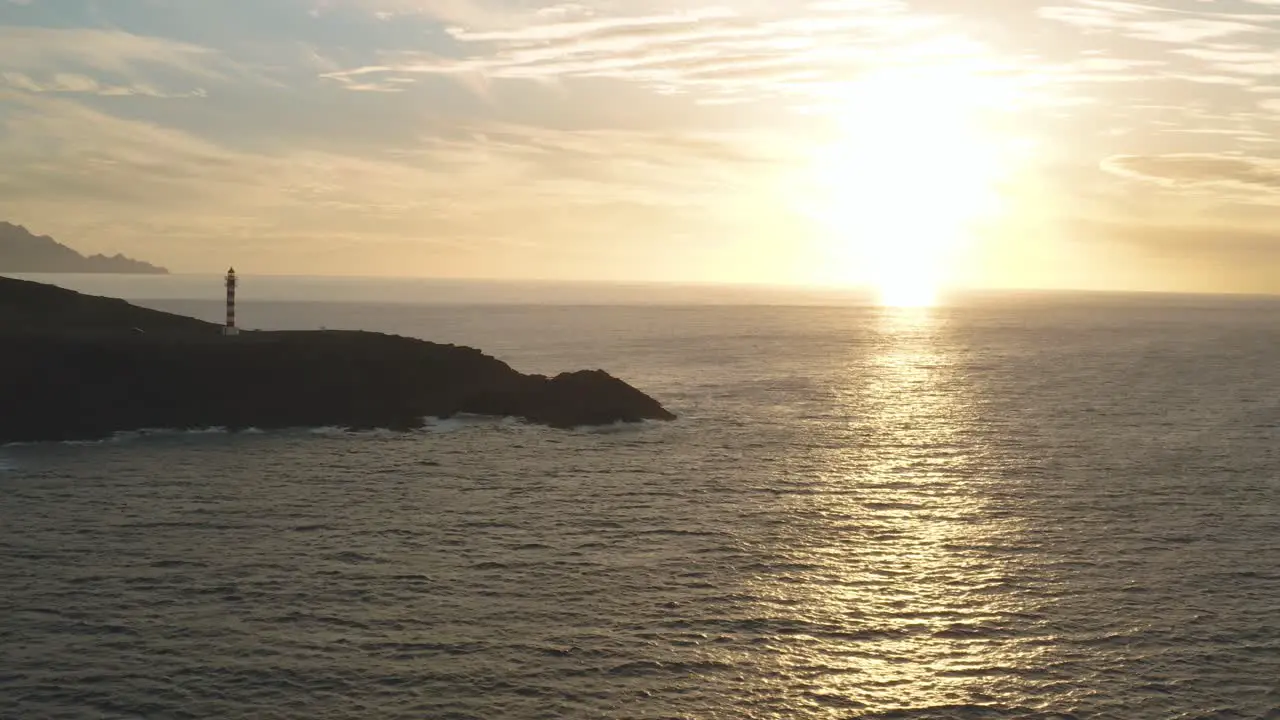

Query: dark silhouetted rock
left=0, top=277, right=675, bottom=443
left=0, top=274, right=207, bottom=335
left=0, top=221, right=168, bottom=274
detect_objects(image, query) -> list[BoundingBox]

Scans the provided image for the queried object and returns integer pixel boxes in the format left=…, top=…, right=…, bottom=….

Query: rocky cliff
left=0, top=277, right=675, bottom=443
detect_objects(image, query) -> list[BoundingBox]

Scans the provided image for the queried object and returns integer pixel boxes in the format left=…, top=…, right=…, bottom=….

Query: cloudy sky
left=3, top=0, right=1280, bottom=293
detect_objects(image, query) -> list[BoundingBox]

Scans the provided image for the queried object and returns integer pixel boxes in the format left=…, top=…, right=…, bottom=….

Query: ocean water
left=2, top=281, right=1279, bottom=719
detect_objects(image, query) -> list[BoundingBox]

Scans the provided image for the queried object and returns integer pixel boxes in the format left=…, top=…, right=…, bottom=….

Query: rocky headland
left=0, top=277, right=675, bottom=443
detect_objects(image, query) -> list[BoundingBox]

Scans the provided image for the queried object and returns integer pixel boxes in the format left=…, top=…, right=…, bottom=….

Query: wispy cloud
left=0, top=88, right=794, bottom=278
left=1, top=71, right=207, bottom=97
left=322, top=1, right=971, bottom=102
left=1104, top=153, right=1280, bottom=195
left=0, top=26, right=230, bottom=96
left=0, top=26, right=220, bottom=75
left=6, top=0, right=1280, bottom=289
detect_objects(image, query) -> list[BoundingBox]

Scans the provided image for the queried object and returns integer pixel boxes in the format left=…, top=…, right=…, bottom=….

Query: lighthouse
left=222, top=267, right=239, bottom=336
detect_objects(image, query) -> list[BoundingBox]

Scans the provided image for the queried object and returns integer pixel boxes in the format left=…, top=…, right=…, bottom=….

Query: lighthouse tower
left=222, top=267, right=240, bottom=336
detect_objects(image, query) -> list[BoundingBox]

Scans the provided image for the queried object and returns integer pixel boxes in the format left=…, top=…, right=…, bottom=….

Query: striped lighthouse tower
left=222, top=267, right=240, bottom=336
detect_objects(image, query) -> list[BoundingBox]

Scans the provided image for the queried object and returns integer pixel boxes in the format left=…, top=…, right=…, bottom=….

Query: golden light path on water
left=741, top=305, right=1038, bottom=713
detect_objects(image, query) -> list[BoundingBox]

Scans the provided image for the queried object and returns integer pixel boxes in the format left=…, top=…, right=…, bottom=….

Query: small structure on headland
left=0, top=275, right=677, bottom=442
left=222, top=267, right=239, bottom=336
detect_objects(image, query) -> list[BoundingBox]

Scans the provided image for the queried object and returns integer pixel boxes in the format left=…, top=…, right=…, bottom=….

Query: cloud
left=1, top=71, right=207, bottom=97
left=0, top=26, right=219, bottom=77
left=1037, top=1, right=1280, bottom=58
left=322, top=1, right=982, bottom=102
left=9, top=0, right=1280, bottom=289
left=1175, top=46, right=1280, bottom=78
left=0, top=26, right=231, bottom=96
left=1032, top=0, right=1280, bottom=98
left=1103, top=153, right=1280, bottom=193
left=1038, top=1, right=1280, bottom=39
left=313, top=0, right=517, bottom=29
left=0, top=89, right=794, bottom=277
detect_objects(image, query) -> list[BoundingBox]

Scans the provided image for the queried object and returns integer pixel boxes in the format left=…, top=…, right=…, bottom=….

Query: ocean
left=2, top=276, right=1279, bottom=719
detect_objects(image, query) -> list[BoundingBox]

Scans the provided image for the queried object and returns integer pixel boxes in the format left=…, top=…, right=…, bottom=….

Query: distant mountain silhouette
left=0, top=222, right=167, bottom=274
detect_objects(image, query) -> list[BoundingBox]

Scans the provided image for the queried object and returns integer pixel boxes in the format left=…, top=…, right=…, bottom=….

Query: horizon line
left=6, top=271, right=1280, bottom=301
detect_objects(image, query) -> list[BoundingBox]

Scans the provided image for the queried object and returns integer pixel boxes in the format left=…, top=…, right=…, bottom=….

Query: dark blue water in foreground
left=2, top=287, right=1279, bottom=718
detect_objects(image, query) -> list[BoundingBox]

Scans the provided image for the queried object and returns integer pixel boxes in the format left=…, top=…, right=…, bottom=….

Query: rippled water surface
left=3, top=292, right=1280, bottom=719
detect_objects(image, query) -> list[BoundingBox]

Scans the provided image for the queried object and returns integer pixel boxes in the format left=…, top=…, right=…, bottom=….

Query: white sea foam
left=306, top=426, right=411, bottom=438
left=571, top=420, right=656, bottom=435
left=307, top=426, right=350, bottom=436
left=423, top=415, right=511, bottom=433
left=424, top=418, right=468, bottom=434
left=49, top=427, right=235, bottom=446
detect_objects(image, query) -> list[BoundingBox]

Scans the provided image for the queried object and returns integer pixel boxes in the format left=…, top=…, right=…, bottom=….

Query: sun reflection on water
left=747, top=305, right=1035, bottom=713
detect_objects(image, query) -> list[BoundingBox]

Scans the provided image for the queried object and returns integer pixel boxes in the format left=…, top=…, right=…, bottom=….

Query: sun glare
left=810, top=62, right=1016, bottom=306
left=879, top=275, right=938, bottom=308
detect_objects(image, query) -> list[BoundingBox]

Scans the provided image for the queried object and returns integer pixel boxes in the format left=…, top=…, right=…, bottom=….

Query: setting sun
left=809, top=61, right=1016, bottom=305
left=878, top=274, right=940, bottom=308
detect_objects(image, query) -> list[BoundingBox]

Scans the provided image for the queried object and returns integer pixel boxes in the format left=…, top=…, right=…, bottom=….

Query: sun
left=808, top=62, right=1014, bottom=306
left=878, top=272, right=938, bottom=308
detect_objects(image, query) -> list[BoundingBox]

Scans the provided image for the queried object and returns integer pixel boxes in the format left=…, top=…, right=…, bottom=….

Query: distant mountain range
left=0, top=221, right=168, bottom=274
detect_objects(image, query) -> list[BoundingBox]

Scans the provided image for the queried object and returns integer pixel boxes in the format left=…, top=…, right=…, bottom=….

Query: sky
left=3, top=0, right=1280, bottom=295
